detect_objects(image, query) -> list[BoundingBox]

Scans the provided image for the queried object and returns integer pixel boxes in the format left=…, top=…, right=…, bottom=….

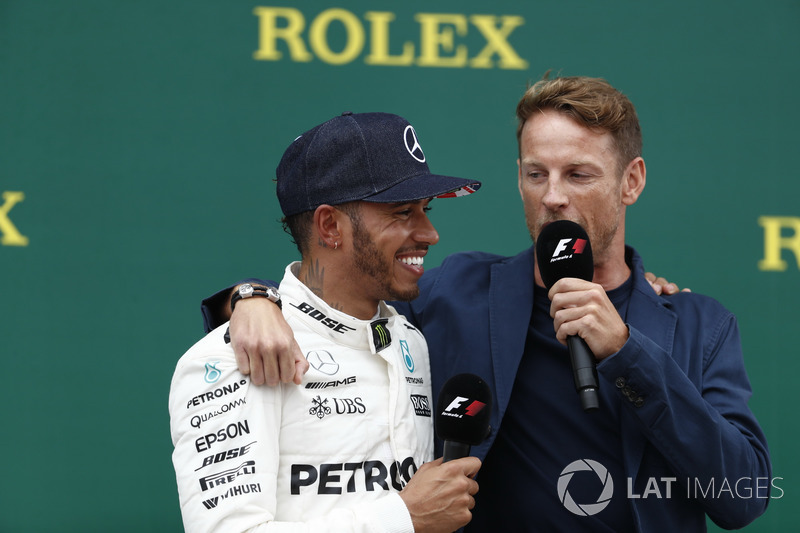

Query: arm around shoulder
left=199, top=278, right=307, bottom=386
left=200, top=278, right=278, bottom=333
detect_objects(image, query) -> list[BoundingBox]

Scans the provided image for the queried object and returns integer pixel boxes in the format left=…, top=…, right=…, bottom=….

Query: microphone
left=435, top=373, right=492, bottom=462
left=535, top=220, right=600, bottom=412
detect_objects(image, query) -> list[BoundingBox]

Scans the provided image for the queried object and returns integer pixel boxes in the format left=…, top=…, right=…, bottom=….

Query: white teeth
left=399, top=256, right=424, bottom=266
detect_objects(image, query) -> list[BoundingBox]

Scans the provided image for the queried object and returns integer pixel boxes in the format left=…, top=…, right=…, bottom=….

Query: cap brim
left=361, top=173, right=481, bottom=204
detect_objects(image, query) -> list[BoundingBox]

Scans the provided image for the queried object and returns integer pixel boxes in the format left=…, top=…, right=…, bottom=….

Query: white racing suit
left=169, top=264, right=434, bottom=533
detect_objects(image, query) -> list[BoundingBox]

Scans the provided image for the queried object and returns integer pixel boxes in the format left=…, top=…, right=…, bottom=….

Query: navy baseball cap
left=276, top=112, right=481, bottom=216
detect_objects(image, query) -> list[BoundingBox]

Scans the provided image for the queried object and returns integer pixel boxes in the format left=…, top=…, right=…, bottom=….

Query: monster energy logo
left=371, top=319, right=392, bottom=351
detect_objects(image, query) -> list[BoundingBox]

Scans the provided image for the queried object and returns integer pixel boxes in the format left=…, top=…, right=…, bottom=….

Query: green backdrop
left=2, top=1, right=798, bottom=531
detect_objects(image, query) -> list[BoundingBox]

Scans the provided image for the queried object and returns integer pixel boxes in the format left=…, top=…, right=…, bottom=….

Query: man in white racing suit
left=169, top=112, right=483, bottom=533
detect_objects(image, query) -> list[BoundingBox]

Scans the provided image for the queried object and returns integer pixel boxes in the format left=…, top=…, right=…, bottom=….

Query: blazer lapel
left=487, top=247, right=536, bottom=426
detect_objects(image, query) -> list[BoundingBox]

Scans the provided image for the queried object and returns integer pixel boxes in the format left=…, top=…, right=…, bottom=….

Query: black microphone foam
left=535, top=220, right=594, bottom=289
left=535, top=220, right=600, bottom=412
left=435, top=373, right=492, bottom=462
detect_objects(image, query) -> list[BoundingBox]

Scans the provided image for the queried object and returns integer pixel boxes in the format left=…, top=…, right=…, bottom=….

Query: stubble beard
left=527, top=209, right=620, bottom=266
left=350, top=218, right=420, bottom=303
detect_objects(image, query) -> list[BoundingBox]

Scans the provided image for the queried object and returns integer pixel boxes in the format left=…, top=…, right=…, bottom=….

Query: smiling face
left=346, top=199, right=439, bottom=305
left=518, top=109, right=645, bottom=283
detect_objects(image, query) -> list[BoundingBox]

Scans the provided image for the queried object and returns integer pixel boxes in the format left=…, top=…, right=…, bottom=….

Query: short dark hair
left=516, top=75, right=642, bottom=174
left=282, top=202, right=362, bottom=256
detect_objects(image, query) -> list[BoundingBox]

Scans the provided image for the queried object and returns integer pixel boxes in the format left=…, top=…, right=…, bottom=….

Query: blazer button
left=634, top=397, right=645, bottom=408
left=615, top=377, right=626, bottom=388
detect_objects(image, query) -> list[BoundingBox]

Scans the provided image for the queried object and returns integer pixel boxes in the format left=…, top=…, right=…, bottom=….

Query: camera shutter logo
left=557, top=459, right=614, bottom=516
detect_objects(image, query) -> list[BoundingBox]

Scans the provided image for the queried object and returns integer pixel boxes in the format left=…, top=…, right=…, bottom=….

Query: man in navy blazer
left=202, top=76, right=770, bottom=531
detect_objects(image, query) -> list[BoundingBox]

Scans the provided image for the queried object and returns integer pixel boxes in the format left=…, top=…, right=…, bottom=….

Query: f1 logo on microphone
left=553, top=238, right=587, bottom=258
left=442, top=396, right=487, bottom=418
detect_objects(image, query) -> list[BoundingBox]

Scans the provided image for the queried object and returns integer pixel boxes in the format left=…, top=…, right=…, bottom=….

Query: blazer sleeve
left=598, top=309, right=771, bottom=529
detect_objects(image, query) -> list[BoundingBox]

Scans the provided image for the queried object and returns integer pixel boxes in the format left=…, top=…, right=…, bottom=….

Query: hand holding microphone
left=398, top=374, right=489, bottom=533
left=435, top=373, right=492, bottom=462
left=536, top=220, right=601, bottom=412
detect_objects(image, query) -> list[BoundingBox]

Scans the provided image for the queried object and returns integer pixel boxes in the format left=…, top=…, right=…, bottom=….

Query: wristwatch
left=230, top=283, right=282, bottom=311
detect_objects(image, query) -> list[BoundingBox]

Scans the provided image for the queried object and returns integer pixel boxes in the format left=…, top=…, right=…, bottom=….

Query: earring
left=334, top=242, right=339, bottom=250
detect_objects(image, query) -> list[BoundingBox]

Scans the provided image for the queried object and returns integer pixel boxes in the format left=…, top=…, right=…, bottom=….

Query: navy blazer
left=201, top=246, right=771, bottom=531
left=392, top=246, right=771, bottom=531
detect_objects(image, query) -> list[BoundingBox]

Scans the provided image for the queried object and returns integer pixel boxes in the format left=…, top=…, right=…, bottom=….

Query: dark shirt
left=468, top=278, right=636, bottom=532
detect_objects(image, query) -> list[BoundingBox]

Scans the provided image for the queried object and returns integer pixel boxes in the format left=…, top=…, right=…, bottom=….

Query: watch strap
left=230, top=285, right=282, bottom=311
